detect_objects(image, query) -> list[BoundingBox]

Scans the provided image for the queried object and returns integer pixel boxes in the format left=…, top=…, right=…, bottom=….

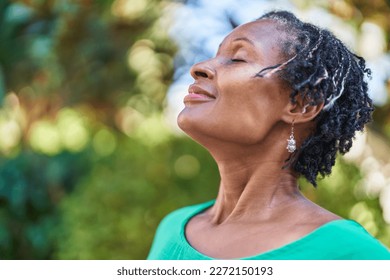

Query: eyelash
left=230, top=58, right=246, bottom=63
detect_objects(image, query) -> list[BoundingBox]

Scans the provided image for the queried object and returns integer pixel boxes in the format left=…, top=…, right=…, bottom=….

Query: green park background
left=0, top=0, right=390, bottom=259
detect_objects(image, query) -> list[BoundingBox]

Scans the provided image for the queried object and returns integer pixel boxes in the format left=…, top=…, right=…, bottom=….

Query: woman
left=147, top=10, right=390, bottom=259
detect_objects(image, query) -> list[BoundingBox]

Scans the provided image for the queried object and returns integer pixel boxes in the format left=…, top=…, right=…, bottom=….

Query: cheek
left=214, top=84, right=287, bottom=141
left=218, top=75, right=286, bottom=123
left=177, top=70, right=288, bottom=145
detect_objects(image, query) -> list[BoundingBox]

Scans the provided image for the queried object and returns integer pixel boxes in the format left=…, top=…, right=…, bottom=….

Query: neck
left=207, top=141, right=303, bottom=225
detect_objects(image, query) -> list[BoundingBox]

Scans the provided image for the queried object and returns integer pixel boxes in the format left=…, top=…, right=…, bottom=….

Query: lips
left=184, top=84, right=216, bottom=103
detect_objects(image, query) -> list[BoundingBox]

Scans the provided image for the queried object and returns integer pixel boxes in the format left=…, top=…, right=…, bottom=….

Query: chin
left=177, top=108, right=189, bottom=132
left=176, top=109, right=208, bottom=144
left=177, top=109, right=203, bottom=140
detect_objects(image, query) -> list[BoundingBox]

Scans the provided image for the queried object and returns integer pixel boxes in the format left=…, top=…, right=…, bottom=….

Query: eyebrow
left=232, top=37, right=255, bottom=46
left=218, top=37, right=255, bottom=49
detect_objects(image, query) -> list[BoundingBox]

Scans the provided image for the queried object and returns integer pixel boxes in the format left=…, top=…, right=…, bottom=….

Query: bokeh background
left=0, top=0, right=389, bottom=260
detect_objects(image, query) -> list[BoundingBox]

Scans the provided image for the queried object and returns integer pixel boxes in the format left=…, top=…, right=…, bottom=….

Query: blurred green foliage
left=0, top=150, right=91, bottom=259
left=56, top=136, right=219, bottom=259
left=0, top=0, right=177, bottom=259
left=0, top=0, right=389, bottom=260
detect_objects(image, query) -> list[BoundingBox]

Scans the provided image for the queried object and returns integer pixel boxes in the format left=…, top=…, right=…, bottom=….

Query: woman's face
left=177, top=19, right=290, bottom=146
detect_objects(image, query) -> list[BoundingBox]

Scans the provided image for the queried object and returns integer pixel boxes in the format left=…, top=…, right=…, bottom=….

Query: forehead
left=233, top=19, right=281, bottom=37
left=220, top=19, right=285, bottom=60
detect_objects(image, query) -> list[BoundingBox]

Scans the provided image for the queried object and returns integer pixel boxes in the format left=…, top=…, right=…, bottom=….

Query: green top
left=147, top=200, right=390, bottom=260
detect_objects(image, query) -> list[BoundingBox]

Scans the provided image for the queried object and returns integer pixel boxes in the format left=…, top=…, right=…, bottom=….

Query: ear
left=281, top=96, right=324, bottom=124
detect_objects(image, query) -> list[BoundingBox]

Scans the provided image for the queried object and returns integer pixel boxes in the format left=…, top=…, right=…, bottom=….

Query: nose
left=190, top=60, right=215, bottom=80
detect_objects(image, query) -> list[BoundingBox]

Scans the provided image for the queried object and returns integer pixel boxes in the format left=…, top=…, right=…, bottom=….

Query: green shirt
left=147, top=200, right=390, bottom=260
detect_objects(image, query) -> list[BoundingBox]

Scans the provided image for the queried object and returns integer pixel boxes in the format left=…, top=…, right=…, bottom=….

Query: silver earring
left=286, top=121, right=296, bottom=153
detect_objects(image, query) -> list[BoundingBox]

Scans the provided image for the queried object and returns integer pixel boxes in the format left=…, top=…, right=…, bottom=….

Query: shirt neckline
left=179, top=200, right=356, bottom=260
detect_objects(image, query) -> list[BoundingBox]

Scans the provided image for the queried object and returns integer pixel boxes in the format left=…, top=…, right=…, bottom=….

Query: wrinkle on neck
left=209, top=159, right=303, bottom=225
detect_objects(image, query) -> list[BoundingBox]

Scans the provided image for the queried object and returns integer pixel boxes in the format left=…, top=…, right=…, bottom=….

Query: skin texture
left=177, top=19, right=340, bottom=259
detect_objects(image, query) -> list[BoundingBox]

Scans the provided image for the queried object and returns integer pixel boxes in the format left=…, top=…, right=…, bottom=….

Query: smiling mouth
left=184, top=85, right=216, bottom=104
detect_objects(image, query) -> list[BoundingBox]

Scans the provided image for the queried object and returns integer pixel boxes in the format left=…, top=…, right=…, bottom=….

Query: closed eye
left=231, top=58, right=246, bottom=63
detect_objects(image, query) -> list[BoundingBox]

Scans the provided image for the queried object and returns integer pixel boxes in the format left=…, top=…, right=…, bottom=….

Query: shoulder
left=157, top=200, right=214, bottom=230
left=313, top=220, right=390, bottom=259
left=147, top=200, right=214, bottom=260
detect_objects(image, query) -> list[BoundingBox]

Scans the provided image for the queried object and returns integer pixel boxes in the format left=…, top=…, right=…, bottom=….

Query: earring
left=286, top=121, right=296, bottom=153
